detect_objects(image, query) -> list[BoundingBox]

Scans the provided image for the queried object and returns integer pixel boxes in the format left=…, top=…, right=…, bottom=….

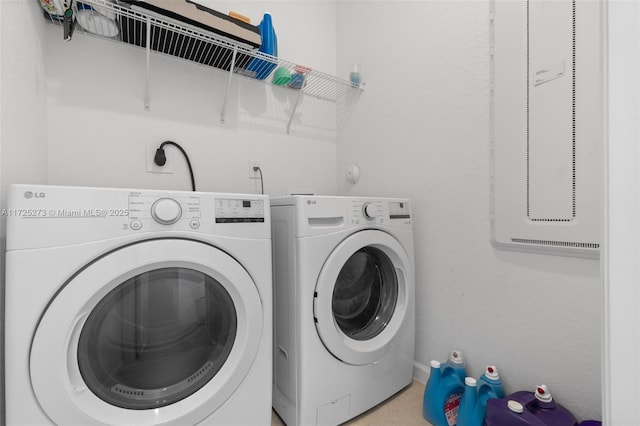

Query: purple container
left=485, top=385, right=578, bottom=426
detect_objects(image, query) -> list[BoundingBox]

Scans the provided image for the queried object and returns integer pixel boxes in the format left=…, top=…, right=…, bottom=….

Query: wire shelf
left=41, top=0, right=362, bottom=118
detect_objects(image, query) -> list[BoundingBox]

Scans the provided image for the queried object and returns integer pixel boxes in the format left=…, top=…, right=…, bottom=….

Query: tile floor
left=271, top=380, right=431, bottom=426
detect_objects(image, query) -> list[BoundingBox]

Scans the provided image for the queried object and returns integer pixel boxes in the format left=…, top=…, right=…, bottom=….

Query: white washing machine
left=4, top=184, right=272, bottom=426
left=270, top=196, right=415, bottom=426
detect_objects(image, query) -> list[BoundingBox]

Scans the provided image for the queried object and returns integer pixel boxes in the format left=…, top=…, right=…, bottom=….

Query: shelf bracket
left=286, top=75, right=306, bottom=134
left=220, top=46, right=238, bottom=124
left=144, top=16, right=151, bottom=112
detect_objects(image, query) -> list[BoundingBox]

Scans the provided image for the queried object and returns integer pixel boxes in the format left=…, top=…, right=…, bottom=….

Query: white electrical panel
left=490, top=0, right=603, bottom=258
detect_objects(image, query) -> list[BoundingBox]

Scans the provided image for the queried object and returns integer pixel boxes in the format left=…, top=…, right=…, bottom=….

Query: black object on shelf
left=119, top=0, right=260, bottom=72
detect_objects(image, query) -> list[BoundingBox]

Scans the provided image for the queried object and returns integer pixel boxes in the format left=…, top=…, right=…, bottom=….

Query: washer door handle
left=277, top=345, right=289, bottom=360
left=66, top=313, right=89, bottom=393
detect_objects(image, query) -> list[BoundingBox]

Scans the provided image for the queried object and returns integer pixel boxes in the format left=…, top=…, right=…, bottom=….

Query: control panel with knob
left=151, top=197, right=183, bottom=225
left=348, top=199, right=411, bottom=228
left=125, top=191, right=265, bottom=233
left=362, top=202, right=378, bottom=220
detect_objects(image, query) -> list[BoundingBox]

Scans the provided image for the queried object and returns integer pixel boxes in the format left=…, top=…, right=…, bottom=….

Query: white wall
left=42, top=1, right=339, bottom=196
left=0, top=1, right=48, bottom=191
left=604, top=1, right=640, bottom=424
left=337, top=1, right=601, bottom=421
left=0, top=2, right=50, bottom=424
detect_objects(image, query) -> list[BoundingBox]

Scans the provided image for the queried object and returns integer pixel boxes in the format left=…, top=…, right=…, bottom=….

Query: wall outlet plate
left=249, top=160, right=261, bottom=179
left=146, top=147, right=174, bottom=174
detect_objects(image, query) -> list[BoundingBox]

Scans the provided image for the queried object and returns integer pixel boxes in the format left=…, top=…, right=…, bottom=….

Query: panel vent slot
left=511, top=238, right=599, bottom=249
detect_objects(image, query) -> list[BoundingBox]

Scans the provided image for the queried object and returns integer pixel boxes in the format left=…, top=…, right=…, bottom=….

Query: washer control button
left=151, top=198, right=182, bottom=225
left=189, top=219, right=201, bottom=229
left=130, top=220, right=143, bottom=231
left=362, top=202, right=378, bottom=220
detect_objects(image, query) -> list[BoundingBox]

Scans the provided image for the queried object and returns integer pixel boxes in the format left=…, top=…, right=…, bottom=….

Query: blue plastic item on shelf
left=458, top=365, right=506, bottom=426
left=485, top=384, right=578, bottom=426
left=423, top=350, right=467, bottom=426
left=245, top=13, right=277, bottom=80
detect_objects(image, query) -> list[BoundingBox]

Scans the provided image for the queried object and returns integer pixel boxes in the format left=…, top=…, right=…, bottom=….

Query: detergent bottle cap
left=448, top=350, right=465, bottom=366
left=430, top=360, right=441, bottom=369
left=534, top=385, right=553, bottom=403
left=484, top=365, right=500, bottom=380
left=465, top=377, right=477, bottom=387
left=507, top=400, right=524, bottom=414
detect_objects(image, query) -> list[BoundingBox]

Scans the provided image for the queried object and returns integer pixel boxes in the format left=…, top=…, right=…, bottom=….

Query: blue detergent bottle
left=447, top=350, right=467, bottom=382
left=458, top=365, right=506, bottom=426
left=245, top=13, right=278, bottom=80
left=424, top=360, right=443, bottom=424
left=457, top=377, right=479, bottom=426
left=423, top=350, right=467, bottom=426
left=477, top=365, right=505, bottom=402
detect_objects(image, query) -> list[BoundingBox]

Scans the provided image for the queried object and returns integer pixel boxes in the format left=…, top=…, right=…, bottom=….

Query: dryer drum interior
left=331, top=247, right=398, bottom=341
left=77, top=267, right=237, bottom=410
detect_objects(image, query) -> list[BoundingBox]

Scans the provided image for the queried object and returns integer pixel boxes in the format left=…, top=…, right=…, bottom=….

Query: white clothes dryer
left=270, top=196, right=415, bottom=426
left=4, top=184, right=272, bottom=426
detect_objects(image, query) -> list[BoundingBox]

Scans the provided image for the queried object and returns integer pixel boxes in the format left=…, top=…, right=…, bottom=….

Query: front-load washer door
left=313, top=230, right=413, bottom=365
left=30, top=238, right=263, bottom=426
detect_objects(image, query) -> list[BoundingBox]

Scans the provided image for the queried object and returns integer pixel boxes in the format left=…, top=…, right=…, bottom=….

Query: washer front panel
left=313, top=230, right=412, bottom=365
left=30, top=239, right=263, bottom=426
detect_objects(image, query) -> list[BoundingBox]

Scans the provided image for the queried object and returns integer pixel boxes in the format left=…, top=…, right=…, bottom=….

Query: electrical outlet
left=146, top=147, right=173, bottom=174
left=249, top=160, right=261, bottom=179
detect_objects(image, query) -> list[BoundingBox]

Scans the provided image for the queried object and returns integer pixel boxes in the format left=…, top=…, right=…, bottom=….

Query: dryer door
left=30, top=239, right=263, bottom=426
left=313, top=230, right=413, bottom=365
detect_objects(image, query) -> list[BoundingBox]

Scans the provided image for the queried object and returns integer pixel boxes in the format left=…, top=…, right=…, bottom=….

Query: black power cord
left=253, top=166, right=264, bottom=195
left=154, top=140, right=196, bottom=191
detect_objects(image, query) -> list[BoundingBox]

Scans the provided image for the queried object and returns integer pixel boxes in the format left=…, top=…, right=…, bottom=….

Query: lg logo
left=306, top=200, right=316, bottom=205
left=24, top=191, right=45, bottom=199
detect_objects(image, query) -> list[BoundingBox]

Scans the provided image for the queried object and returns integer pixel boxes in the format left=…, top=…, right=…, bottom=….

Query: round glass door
left=332, top=247, right=398, bottom=341
left=78, top=267, right=237, bottom=410
left=313, top=230, right=412, bottom=365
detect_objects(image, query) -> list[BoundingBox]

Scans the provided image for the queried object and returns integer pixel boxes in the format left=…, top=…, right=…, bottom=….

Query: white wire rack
left=40, top=0, right=363, bottom=133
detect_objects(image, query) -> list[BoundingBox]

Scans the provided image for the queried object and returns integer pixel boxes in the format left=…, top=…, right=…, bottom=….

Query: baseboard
left=413, top=360, right=429, bottom=384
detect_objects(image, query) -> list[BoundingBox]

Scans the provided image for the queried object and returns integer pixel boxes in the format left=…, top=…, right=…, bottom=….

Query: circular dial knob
left=151, top=198, right=182, bottom=225
left=362, top=202, right=378, bottom=219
